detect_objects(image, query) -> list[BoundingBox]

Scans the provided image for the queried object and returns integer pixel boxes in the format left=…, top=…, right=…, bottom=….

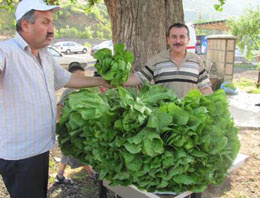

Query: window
left=47, top=47, right=62, bottom=57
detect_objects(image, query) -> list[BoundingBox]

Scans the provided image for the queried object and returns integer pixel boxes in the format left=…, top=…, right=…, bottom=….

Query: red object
left=187, top=46, right=196, bottom=49
left=99, top=86, right=106, bottom=93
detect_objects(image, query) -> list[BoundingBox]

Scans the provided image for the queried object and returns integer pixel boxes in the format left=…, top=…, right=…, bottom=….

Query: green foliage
left=0, top=9, right=16, bottom=36
left=95, top=31, right=104, bottom=39
left=57, top=86, right=240, bottom=193
left=94, top=43, right=134, bottom=86
left=56, top=26, right=78, bottom=38
left=227, top=7, right=260, bottom=60
left=214, top=0, right=226, bottom=12
left=55, top=25, right=94, bottom=39
left=84, top=26, right=94, bottom=39
left=54, top=2, right=111, bottom=39
left=0, top=0, right=18, bottom=11
left=235, top=63, right=257, bottom=69
left=0, top=0, right=111, bottom=39
left=84, top=41, right=92, bottom=49
left=248, top=89, right=260, bottom=94
left=0, top=0, right=62, bottom=11
left=223, top=83, right=236, bottom=90
left=233, top=78, right=260, bottom=94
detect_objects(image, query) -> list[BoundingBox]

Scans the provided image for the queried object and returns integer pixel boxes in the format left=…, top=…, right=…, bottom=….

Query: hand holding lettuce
left=94, top=43, right=134, bottom=86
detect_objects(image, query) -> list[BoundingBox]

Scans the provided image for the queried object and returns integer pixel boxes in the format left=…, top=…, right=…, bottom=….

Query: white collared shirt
left=0, top=33, right=72, bottom=160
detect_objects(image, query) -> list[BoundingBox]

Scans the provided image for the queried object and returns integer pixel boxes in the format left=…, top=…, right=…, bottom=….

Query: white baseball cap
left=15, top=0, right=60, bottom=21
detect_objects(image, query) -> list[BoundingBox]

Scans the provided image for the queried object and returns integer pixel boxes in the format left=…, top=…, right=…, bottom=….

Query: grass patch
left=67, top=168, right=86, bottom=181
left=247, top=89, right=260, bottom=94
left=233, top=77, right=260, bottom=94
left=234, top=63, right=257, bottom=69
left=48, top=176, right=56, bottom=184
left=49, top=160, right=55, bottom=169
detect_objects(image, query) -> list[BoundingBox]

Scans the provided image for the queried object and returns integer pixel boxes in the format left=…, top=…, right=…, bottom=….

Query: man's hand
left=123, top=73, right=142, bottom=87
left=101, top=78, right=113, bottom=88
left=200, top=86, right=213, bottom=96
left=65, top=74, right=112, bottom=88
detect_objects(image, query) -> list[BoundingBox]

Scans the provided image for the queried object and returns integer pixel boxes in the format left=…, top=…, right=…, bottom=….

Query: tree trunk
left=104, top=0, right=184, bottom=71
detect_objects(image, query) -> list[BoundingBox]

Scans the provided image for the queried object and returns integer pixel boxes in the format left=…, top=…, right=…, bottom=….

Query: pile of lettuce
left=94, top=43, right=134, bottom=86
left=57, top=85, right=240, bottom=193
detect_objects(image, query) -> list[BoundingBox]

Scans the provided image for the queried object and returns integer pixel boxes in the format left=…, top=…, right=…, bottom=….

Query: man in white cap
left=0, top=0, right=109, bottom=197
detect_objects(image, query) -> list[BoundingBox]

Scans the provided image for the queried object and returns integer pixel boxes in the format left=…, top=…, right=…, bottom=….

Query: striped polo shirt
left=136, top=49, right=211, bottom=98
left=0, top=33, right=72, bottom=160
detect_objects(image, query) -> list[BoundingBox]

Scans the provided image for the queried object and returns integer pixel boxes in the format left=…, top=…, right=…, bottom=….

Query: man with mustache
left=0, top=0, right=110, bottom=198
left=124, top=23, right=213, bottom=98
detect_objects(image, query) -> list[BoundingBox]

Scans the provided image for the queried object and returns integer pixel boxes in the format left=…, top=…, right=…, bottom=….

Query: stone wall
left=206, top=35, right=237, bottom=82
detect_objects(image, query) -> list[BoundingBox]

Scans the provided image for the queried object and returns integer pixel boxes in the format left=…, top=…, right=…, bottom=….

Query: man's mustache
left=173, top=43, right=183, bottom=46
left=46, top=32, right=54, bottom=38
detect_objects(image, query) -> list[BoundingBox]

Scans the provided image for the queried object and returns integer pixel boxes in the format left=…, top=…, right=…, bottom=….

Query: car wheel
left=82, top=48, right=87, bottom=54
left=68, top=62, right=81, bottom=70
left=66, top=49, right=71, bottom=54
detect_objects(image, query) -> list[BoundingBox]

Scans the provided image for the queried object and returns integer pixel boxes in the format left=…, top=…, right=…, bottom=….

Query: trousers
left=0, top=151, right=49, bottom=198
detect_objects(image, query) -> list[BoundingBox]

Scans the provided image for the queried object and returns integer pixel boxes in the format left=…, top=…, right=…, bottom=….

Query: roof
left=193, top=20, right=229, bottom=31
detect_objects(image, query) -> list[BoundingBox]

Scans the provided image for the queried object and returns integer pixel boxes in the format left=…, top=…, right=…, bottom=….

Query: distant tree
left=227, top=7, right=260, bottom=59
left=227, top=7, right=260, bottom=86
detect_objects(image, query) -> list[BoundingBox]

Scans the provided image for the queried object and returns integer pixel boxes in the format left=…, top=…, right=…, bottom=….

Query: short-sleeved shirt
left=0, top=33, right=72, bottom=160
left=136, top=49, right=211, bottom=98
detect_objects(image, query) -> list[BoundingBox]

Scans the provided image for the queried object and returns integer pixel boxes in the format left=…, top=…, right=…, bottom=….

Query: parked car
left=53, top=41, right=89, bottom=54
left=91, top=40, right=113, bottom=56
left=47, top=47, right=87, bottom=69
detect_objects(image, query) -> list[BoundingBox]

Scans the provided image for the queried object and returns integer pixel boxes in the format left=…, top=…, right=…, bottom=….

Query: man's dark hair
left=93, top=71, right=101, bottom=77
left=16, top=10, right=36, bottom=32
left=167, top=23, right=190, bottom=38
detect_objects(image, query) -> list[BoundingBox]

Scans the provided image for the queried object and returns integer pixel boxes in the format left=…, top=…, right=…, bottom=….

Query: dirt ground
left=202, top=129, right=260, bottom=198
left=0, top=69, right=259, bottom=198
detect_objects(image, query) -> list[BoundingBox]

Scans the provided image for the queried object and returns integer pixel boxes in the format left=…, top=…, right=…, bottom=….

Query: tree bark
left=104, top=0, right=184, bottom=71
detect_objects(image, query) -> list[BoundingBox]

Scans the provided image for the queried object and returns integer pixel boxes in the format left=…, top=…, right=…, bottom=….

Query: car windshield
left=94, top=40, right=113, bottom=49
left=48, top=47, right=61, bottom=57
left=103, top=41, right=112, bottom=46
